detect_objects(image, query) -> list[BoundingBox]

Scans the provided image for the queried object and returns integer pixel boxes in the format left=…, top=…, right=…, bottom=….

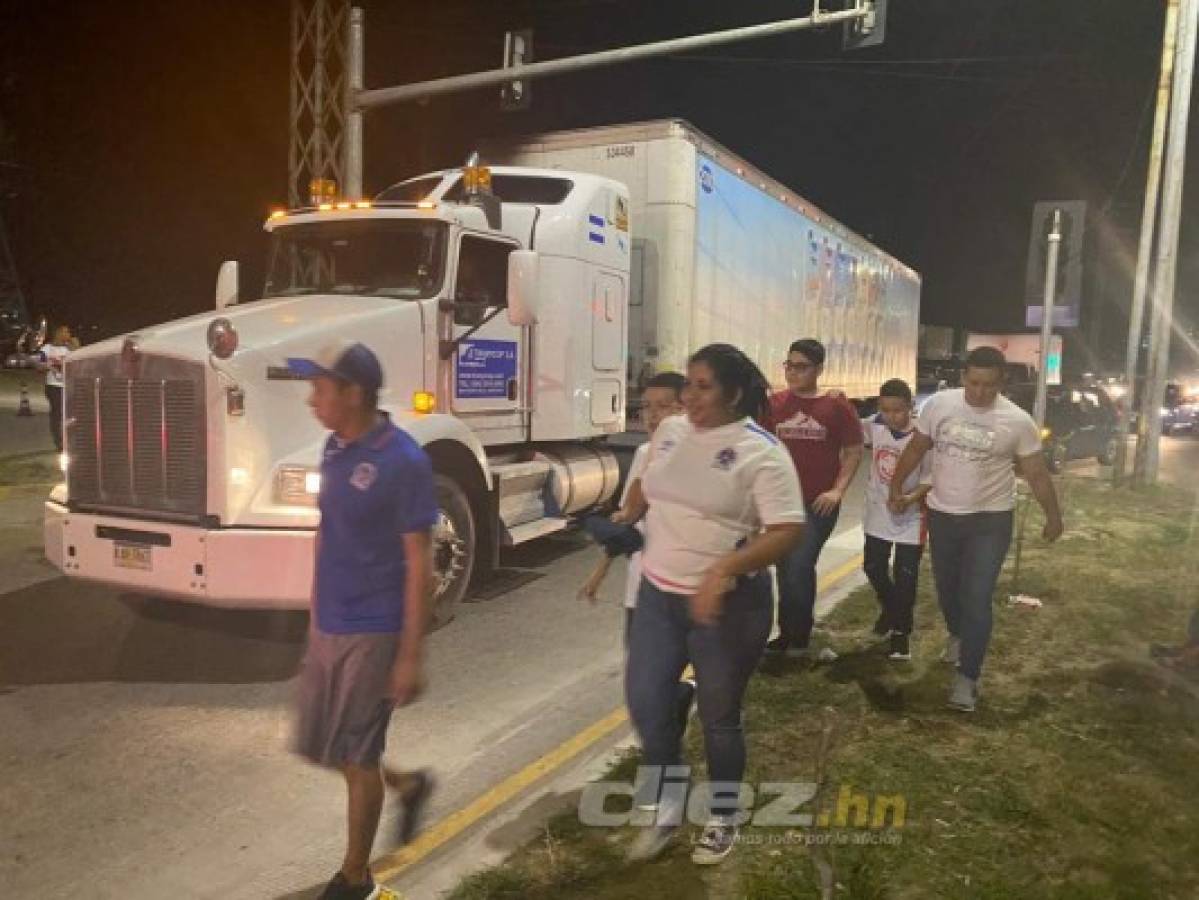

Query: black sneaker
left=675, top=679, right=696, bottom=738
left=318, top=870, right=379, bottom=900
left=397, top=769, right=435, bottom=846
left=888, top=633, right=911, bottom=661
left=871, top=612, right=890, bottom=638
left=765, top=636, right=789, bottom=655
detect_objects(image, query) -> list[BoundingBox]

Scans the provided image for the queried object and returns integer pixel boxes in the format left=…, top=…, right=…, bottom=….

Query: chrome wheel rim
left=431, top=509, right=468, bottom=599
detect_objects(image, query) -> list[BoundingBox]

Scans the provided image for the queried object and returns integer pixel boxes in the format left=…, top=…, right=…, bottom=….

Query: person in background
left=620, top=343, right=805, bottom=865
left=287, top=341, right=438, bottom=900
left=861, top=378, right=931, bottom=661
left=766, top=338, right=864, bottom=661
left=889, top=346, right=1063, bottom=713
left=37, top=325, right=72, bottom=452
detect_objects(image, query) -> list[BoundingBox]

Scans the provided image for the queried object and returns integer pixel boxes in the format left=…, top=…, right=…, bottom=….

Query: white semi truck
left=44, top=119, right=919, bottom=626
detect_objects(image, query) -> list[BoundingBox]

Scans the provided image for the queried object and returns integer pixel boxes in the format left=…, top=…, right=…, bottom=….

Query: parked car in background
left=1158, top=383, right=1196, bottom=435
left=1006, top=383, right=1121, bottom=473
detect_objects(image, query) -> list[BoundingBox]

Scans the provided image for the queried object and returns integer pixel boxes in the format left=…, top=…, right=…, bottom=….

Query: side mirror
left=215, top=260, right=239, bottom=310
left=507, top=250, right=539, bottom=327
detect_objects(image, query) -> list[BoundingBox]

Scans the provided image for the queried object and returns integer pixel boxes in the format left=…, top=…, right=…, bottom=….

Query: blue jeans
left=775, top=505, right=840, bottom=647
left=927, top=509, right=1014, bottom=680
left=625, top=574, right=772, bottom=812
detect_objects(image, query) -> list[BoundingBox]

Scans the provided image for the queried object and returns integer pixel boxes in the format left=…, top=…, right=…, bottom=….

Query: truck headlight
left=275, top=465, right=321, bottom=505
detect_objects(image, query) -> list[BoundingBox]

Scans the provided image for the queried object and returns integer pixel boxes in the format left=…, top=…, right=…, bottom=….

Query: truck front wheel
left=430, top=474, right=475, bottom=630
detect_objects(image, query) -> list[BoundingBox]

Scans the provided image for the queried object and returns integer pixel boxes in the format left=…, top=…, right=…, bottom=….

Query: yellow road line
left=373, top=706, right=629, bottom=880
left=374, top=551, right=865, bottom=881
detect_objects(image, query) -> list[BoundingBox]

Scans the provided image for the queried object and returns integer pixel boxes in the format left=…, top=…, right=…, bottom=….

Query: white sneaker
left=947, top=672, right=979, bottom=712
left=940, top=635, right=961, bottom=666
left=691, top=818, right=738, bottom=865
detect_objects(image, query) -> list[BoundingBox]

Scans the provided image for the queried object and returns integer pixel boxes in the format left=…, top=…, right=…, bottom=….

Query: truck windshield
left=263, top=220, right=447, bottom=300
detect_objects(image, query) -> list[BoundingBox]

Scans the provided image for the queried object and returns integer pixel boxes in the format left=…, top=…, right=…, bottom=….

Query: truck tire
left=430, top=474, right=475, bottom=631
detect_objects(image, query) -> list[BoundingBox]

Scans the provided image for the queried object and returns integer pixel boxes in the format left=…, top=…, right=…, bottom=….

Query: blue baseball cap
left=287, top=340, right=384, bottom=392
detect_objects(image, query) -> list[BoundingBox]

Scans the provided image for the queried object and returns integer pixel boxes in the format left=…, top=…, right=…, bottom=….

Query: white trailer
left=486, top=120, right=921, bottom=399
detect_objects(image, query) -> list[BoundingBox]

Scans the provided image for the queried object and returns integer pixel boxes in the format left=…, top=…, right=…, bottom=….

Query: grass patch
left=445, top=477, right=1199, bottom=899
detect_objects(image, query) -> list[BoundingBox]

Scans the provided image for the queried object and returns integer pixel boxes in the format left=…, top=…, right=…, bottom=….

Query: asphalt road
left=0, top=437, right=867, bottom=900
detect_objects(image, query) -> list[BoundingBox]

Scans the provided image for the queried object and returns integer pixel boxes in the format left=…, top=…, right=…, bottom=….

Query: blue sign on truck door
left=455, top=339, right=518, bottom=399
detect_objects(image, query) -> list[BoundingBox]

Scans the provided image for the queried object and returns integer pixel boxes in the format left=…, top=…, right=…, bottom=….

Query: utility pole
left=1136, top=0, right=1198, bottom=486
left=1033, top=209, right=1061, bottom=429
left=1115, top=0, right=1179, bottom=484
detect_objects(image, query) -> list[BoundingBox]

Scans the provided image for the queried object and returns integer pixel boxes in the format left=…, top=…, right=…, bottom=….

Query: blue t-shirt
left=314, top=415, right=439, bottom=634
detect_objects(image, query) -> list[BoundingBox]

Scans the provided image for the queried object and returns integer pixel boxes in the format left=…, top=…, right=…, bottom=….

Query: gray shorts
left=294, top=628, right=399, bottom=768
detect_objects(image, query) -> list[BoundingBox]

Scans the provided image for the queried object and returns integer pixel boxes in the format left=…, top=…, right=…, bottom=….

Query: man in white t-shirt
left=889, top=346, right=1063, bottom=712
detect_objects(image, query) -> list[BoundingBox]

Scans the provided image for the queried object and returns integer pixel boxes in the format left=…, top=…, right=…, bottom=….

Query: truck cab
left=44, top=162, right=629, bottom=627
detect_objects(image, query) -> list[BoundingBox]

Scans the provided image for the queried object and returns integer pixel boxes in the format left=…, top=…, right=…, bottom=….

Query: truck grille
left=66, top=358, right=207, bottom=519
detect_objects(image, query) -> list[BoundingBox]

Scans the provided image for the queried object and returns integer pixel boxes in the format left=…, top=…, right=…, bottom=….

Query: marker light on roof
left=318, top=203, right=333, bottom=211
left=269, top=210, right=286, bottom=220
left=335, top=201, right=351, bottom=210
left=417, top=201, right=437, bottom=210
left=354, top=201, right=372, bottom=209
left=463, top=160, right=493, bottom=195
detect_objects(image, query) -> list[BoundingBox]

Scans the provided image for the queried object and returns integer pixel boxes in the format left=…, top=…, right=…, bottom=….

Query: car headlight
left=275, top=465, right=321, bottom=505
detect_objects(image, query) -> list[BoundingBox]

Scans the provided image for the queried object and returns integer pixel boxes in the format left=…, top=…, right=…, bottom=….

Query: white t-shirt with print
left=917, top=389, right=1042, bottom=515
left=40, top=343, right=69, bottom=388
left=862, top=417, right=931, bottom=545
left=620, top=442, right=650, bottom=609
left=639, top=414, right=806, bottom=595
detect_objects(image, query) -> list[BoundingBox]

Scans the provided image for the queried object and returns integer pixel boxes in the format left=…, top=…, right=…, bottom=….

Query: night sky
left=1, top=0, right=1192, bottom=371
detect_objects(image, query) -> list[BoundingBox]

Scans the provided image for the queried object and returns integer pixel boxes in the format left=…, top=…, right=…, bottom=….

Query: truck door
left=449, top=235, right=526, bottom=436
left=591, top=270, right=625, bottom=426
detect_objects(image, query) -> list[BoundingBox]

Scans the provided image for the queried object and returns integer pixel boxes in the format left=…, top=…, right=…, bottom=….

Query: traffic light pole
left=341, top=1, right=875, bottom=193
left=1033, top=209, right=1061, bottom=430
left=1137, top=0, right=1198, bottom=486
left=1114, top=0, right=1178, bottom=485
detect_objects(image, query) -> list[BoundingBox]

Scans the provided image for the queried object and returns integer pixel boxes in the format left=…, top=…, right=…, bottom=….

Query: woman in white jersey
left=621, top=344, right=805, bottom=865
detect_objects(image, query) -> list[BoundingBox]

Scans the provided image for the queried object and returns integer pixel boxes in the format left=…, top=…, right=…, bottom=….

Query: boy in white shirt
left=579, top=372, right=685, bottom=641
left=861, top=379, right=931, bottom=661
left=578, top=372, right=696, bottom=762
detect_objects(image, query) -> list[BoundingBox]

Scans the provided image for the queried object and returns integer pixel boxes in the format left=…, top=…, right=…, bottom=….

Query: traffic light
left=501, top=30, right=533, bottom=111
left=843, top=0, right=888, bottom=51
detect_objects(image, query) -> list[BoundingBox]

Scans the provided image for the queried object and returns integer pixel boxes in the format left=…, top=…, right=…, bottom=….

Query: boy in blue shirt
left=288, top=341, right=439, bottom=900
